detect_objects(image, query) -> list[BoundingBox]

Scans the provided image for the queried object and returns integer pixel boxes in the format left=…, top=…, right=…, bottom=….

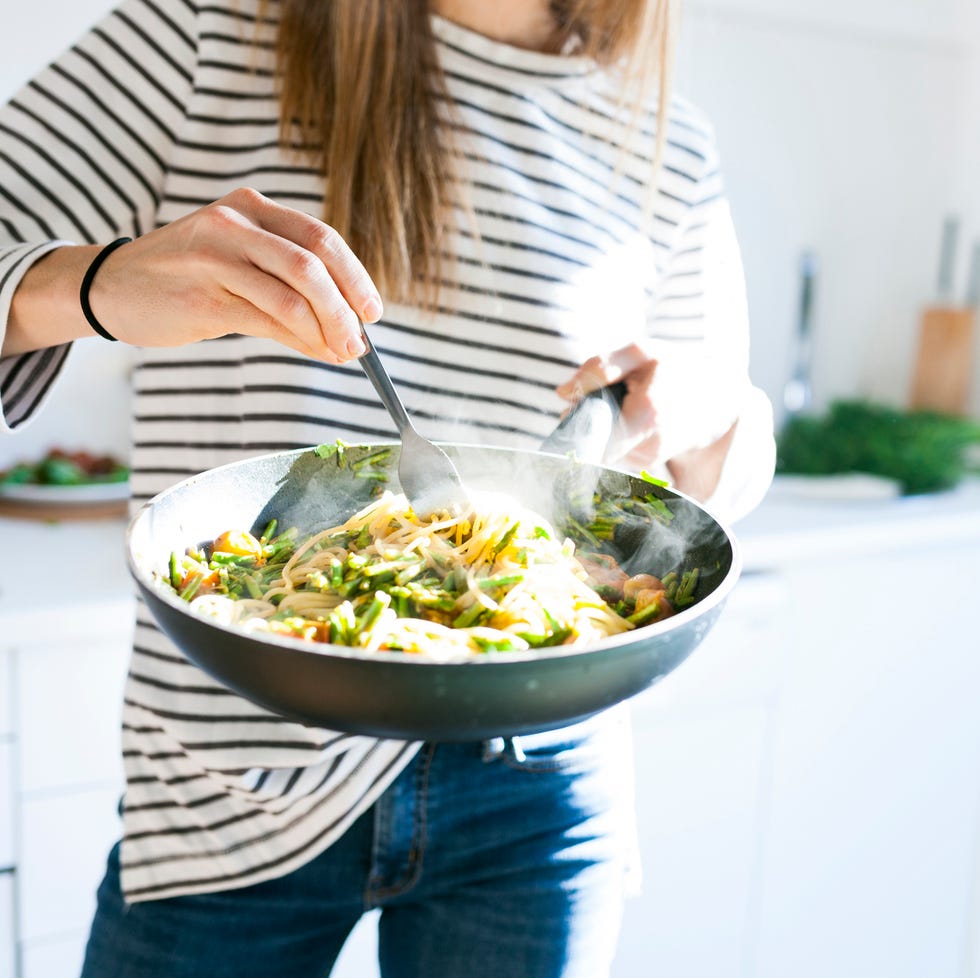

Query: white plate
left=0, top=481, right=130, bottom=504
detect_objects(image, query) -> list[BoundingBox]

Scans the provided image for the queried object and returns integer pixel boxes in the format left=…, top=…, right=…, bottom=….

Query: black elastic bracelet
left=79, top=237, right=131, bottom=341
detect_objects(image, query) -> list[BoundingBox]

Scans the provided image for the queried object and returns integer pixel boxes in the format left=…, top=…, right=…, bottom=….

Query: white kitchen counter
left=0, top=515, right=133, bottom=646
left=734, top=475, right=980, bottom=569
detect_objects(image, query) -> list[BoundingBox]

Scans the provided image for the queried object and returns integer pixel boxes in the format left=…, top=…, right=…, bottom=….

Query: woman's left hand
left=556, top=342, right=738, bottom=501
left=556, top=342, right=663, bottom=471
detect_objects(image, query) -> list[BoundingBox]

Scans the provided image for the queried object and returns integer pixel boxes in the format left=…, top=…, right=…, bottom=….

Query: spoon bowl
left=357, top=328, right=469, bottom=519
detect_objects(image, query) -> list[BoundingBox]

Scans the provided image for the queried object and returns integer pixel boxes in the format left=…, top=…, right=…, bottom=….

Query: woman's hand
left=556, top=342, right=663, bottom=471
left=556, top=341, right=737, bottom=501
left=5, top=188, right=382, bottom=361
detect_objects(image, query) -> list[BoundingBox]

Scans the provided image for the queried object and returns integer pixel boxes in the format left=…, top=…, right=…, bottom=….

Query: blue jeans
left=80, top=711, right=638, bottom=978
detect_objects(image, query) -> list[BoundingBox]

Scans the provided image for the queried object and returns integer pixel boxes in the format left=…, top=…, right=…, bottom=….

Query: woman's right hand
left=5, top=188, right=382, bottom=362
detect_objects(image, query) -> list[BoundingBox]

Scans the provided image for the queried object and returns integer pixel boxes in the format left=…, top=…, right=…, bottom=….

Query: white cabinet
left=609, top=480, right=980, bottom=978
left=19, top=787, right=121, bottom=946
left=0, top=516, right=133, bottom=976
left=16, top=637, right=128, bottom=794
left=613, top=570, right=788, bottom=978
left=20, top=939, right=88, bottom=978
left=750, top=541, right=980, bottom=978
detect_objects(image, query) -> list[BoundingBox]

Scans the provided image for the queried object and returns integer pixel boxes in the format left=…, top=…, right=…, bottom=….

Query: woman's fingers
left=242, top=191, right=383, bottom=316
left=215, top=269, right=344, bottom=363
left=556, top=345, right=666, bottom=468
left=555, top=341, right=657, bottom=401
left=233, top=225, right=367, bottom=360
left=93, top=188, right=383, bottom=362
left=608, top=359, right=660, bottom=460
left=215, top=190, right=382, bottom=360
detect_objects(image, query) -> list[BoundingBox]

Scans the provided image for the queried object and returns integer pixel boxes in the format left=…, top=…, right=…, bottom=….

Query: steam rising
left=444, top=444, right=724, bottom=593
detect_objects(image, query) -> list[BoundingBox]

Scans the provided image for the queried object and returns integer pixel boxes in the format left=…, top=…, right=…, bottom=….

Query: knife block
left=909, top=306, right=976, bottom=415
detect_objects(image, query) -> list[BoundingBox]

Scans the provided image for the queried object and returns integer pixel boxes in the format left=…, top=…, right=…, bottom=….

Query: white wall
left=678, top=0, right=980, bottom=423
left=2, top=0, right=979, bottom=472
left=1, top=0, right=129, bottom=471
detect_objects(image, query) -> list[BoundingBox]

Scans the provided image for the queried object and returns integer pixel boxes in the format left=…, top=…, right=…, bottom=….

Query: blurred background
left=1, top=1, right=979, bottom=977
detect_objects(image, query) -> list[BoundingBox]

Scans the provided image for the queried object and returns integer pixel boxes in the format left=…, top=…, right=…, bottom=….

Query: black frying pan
left=126, top=395, right=740, bottom=741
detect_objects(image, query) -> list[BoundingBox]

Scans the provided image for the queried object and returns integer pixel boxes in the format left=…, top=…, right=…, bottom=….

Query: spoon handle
left=357, top=328, right=414, bottom=436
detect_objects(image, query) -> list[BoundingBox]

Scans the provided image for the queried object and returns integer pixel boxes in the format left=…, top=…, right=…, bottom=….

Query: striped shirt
left=0, top=0, right=772, bottom=901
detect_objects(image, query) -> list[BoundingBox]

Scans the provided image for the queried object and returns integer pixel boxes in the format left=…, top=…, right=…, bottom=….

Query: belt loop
left=482, top=736, right=506, bottom=762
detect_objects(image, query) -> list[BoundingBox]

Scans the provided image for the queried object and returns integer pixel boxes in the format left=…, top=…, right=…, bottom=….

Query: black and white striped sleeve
left=0, top=0, right=200, bottom=431
left=644, top=116, right=775, bottom=520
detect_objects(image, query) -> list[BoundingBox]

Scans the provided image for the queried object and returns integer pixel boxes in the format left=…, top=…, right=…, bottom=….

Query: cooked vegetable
left=163, top=488, right=699, bottom=659
left=777, top=399, right=980, bottom=495
left=0, top=448, right=129, bottom=487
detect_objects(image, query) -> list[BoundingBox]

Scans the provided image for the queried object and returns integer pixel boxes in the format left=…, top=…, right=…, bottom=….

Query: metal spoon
left=356, top=327, right=469, bottom=519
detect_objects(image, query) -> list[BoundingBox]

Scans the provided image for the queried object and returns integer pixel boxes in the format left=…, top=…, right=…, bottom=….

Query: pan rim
left=126, top=442, right=742, bottom=668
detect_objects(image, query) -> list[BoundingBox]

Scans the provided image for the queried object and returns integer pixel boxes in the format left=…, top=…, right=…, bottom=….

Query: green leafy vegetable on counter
left=777, top=400, right=980, bottom=495
left=0, top=449, right=129, bottom=487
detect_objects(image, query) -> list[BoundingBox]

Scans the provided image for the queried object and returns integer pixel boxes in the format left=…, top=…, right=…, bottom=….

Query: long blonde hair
left=272, top=0, right=677, bottom=304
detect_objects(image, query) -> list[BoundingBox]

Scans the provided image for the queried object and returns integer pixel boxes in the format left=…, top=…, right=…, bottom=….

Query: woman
left=0, top=0, right=774, bottom=974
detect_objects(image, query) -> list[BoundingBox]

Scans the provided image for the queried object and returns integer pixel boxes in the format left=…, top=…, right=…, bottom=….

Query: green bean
left=178, top=573, right=203, bottom=601
left=168, top=552, right=181, bottom=589
left=243, top=574, right=264, bottom=600
left=351, top=448, right=392, bottom=470
left=472, top=636, right=522, bottom=653
left=209, top=552, right=256, bottom=567
left=492, top=522, right=520, bottom=554
left=452, top=601, right=488, bottom=628
left=478, top=573, right=524, bottom=590
left=674, top=568, right=699, bottom=607
left=628, top=601, right=663, bottom=626
left=358, top=591, right=391, bottom=632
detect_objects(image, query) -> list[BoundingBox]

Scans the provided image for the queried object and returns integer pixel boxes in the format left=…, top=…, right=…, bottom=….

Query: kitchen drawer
left=0, top=872, right=14, bottom=978
left=0, top=741, right=13, bottom=869
left=17, top=635, right=128, bottom=794
left=18, top=785, right=119, bottom=943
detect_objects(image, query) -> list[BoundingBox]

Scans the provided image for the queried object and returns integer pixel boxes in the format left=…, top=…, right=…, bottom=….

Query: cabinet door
left=614, top=572, right=789, bottom=978
left=16, top=633, right=129, bottom=794
left=20, top=933, right=88, bottom=978
left=18, top=786, right=120, bottom=944
left=753, top=543, right=980, bottom=978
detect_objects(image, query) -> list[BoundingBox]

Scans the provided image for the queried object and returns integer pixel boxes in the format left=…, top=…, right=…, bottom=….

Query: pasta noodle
left=166, top=490, right=685, bottom=660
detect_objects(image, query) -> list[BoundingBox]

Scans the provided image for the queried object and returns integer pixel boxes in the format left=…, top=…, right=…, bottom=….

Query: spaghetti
left=166, top=490, right=687, bottom=659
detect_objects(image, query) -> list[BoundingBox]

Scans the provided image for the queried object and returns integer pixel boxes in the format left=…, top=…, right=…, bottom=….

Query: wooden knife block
left=909, top=306, right=976, bottom=415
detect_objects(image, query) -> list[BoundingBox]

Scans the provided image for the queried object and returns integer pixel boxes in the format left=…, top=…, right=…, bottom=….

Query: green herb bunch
left=777, top=400, right=980, bottom=495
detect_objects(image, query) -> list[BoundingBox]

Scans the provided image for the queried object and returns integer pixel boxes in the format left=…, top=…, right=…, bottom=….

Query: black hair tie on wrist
left=79, top=237, right=131, bottom=342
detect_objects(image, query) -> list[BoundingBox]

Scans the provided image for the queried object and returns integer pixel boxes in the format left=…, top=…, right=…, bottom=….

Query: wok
left=126, top=438, right=740, bottom=741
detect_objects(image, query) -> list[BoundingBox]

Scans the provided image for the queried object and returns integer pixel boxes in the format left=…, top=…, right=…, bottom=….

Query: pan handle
left=538, top=381, right=628, bottom=463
